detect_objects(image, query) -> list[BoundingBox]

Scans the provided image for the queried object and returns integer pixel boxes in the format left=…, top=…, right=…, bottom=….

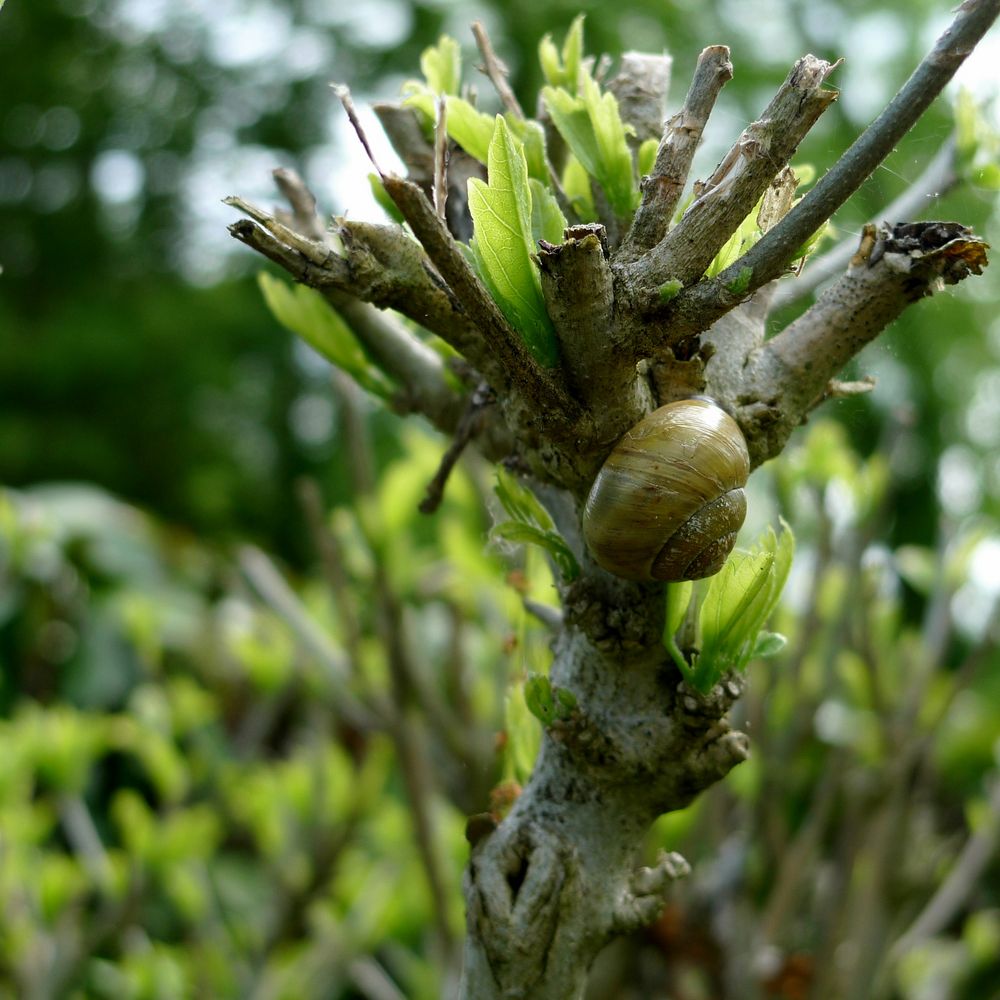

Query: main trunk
left=459, top=569, right=748, bottom=999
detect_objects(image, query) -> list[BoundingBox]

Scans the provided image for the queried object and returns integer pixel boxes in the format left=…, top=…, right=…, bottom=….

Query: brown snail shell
left=582, top=399, right=750, bottom=582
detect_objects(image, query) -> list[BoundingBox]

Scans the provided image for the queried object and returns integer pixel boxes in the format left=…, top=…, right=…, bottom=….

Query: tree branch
left=738, top=221, right=989, bottom=466
left=689, top=0, right=1000, bottom=314
left=619, top=45, right=732, bottom=260
left=324, top=293, right=465, bottom=429
left=606, top=51, right=673, bottom=147
left=621, top=54, right=839, bottom=295
left=380, top=174, right=583, bottom=424
left=771, top=134, right=960, bottom=310
left=538, top=224, right=648, bottom=422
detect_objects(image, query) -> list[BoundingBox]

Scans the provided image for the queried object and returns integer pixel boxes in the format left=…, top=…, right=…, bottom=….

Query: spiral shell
left=582, top=399, right=750, bottom=582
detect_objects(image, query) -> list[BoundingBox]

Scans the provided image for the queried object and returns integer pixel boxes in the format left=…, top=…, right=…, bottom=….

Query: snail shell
left=582, top=399, right=750, bottom=582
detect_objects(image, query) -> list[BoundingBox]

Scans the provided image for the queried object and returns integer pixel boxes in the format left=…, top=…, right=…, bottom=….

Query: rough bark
left=226, top=3, right=998, bottom=996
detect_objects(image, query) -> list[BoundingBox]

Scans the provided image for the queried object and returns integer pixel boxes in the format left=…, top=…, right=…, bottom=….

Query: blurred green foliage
left=1, top=418, right=997, bottom=998
left=0, top=418, right=558, bottom=998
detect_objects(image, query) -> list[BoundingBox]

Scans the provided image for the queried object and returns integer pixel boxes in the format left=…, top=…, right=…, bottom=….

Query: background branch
left=771, top=134, right=960, bottom=310
left=700, top=0, right=999, bottom=308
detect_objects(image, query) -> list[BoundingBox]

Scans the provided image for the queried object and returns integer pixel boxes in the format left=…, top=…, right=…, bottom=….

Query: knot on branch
left=612, top=851, right=692, bottom=933
left=466, top=821, right=574, bottom=987
left=875, top=221, right=990, bottom=285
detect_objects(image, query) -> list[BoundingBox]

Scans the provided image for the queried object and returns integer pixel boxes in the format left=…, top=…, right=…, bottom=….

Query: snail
left=582, top=398, right=750, bottom=582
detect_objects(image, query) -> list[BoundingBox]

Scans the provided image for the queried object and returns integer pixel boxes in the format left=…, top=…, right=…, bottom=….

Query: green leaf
left=638, top=137, right=659, bottom=177
left=663, top=581, right=693, bottom=674
left=700, top=549, right=775, bottom=666
left=505, top=680, right=541, bottom=782
left=447, top=98, right=497, bottom=163
left=492, top=521, right=580, bottom=581
left=368, top=173, right=405, bottom=224
left=725, top=265, right=753, bottom=297
left=468, top=116, right=559, bottom=367
left=529, top=179, right=568, bottom=246
left=751, top=631, right=787, bottom=658
left=524, top=674, right=576, bottom=725
left=659, top=278, right=683, bottom=302
left=494, top=467, right=554, bottom=528
left=507, top=117, right=550, bottom=183
left=539, top=15, right=585, bottom=91
left=524, top=673, right=555, bottom=723
left=542, top=75, right=637, bottom=218
left=667, top=523, right=795, bottom=693
left=562, top=155, right=597, bottom=221
left=420, top=36, right=461, bottom=95
left=493, top=468, right=579, bottom=580
left=258, top=273, right=396, bottom=400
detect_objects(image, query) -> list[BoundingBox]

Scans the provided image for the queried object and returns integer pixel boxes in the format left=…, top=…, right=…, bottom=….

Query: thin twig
left=223, top=196, right=333, bottom=266
left=890, top=776, right=1000, bottom=960
left=334, top=375, right=458, bottom=963
left=434, top=95, right=449, bottom=220
left=420, top=382, right=495, bottom=513
left=471, top=20, right=525, bottom=119
left=619, top=45, right=733, bottom=260
left=332, top=84, right=381, bottom=170
left=237, top=545, right=380, bottom=729
left=272, top=166, right=326, bottom=242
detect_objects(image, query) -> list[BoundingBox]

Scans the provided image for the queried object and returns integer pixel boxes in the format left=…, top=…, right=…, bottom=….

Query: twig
left=334, top=375, right=458, bottom=963
left=889, top=776, right=1000, bottom=960
left=738, top=222, right=988, bottom=466
left=619, top=45, right=733, bottom=260
left=434, top=95, right=449, bottom=220
left=380, top=174, right=582, bottom=421
left=420, top=382, right=495, bottom=514
left=272, top=166, right=326, bottom=242
left=58, top=795, right=112, bottom=886
left=237, top=545, right=380, bottom=729
left=471, top=20, right=525, bottom=119
left=606, top=52, right=674, bottom=147
left=628, top=54, right=839, bottom=292
left=347, top=957, right=408, bottom=1000
left=771, top=135, right=960, bottom=310
left=523, top=598, right=564, bottom=631
left=223, top=195, right=334, bottom=266
left=325, top=293, right=466, bottom=432
left=332, top=84, right=381, bottom=170
left=704, top=0, right=1000, bottom=307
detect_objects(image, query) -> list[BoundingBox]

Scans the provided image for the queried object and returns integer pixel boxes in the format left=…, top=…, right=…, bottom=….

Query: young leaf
left=659, top=278, right=683, bottom=302
left=420, top=36, right=462, bottom=95
left=492, top=521, right=580, bottom=582
left=562, top=155, right=597, bottom=221
left=539, top=15, right=585, bottom=91
left=542, top=75, right=637, bottom=218
left=638, top=138, right=659, bottom=177
left=529, top=179, right=568, bottom=246
left=663, top=581, right=693, bottom=673
left=468, top=116, right=559, bottom=367
left=494, top=467, right=555, bottom=529
left=524, top=674, right=577, bottom=725
left=257, top=274, right=396, bottom=400
left=493, top=468, right=579, bottom=581
left=665, top=523, right=795, bottom=693
left=524, top=674, right=556, bottom=724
